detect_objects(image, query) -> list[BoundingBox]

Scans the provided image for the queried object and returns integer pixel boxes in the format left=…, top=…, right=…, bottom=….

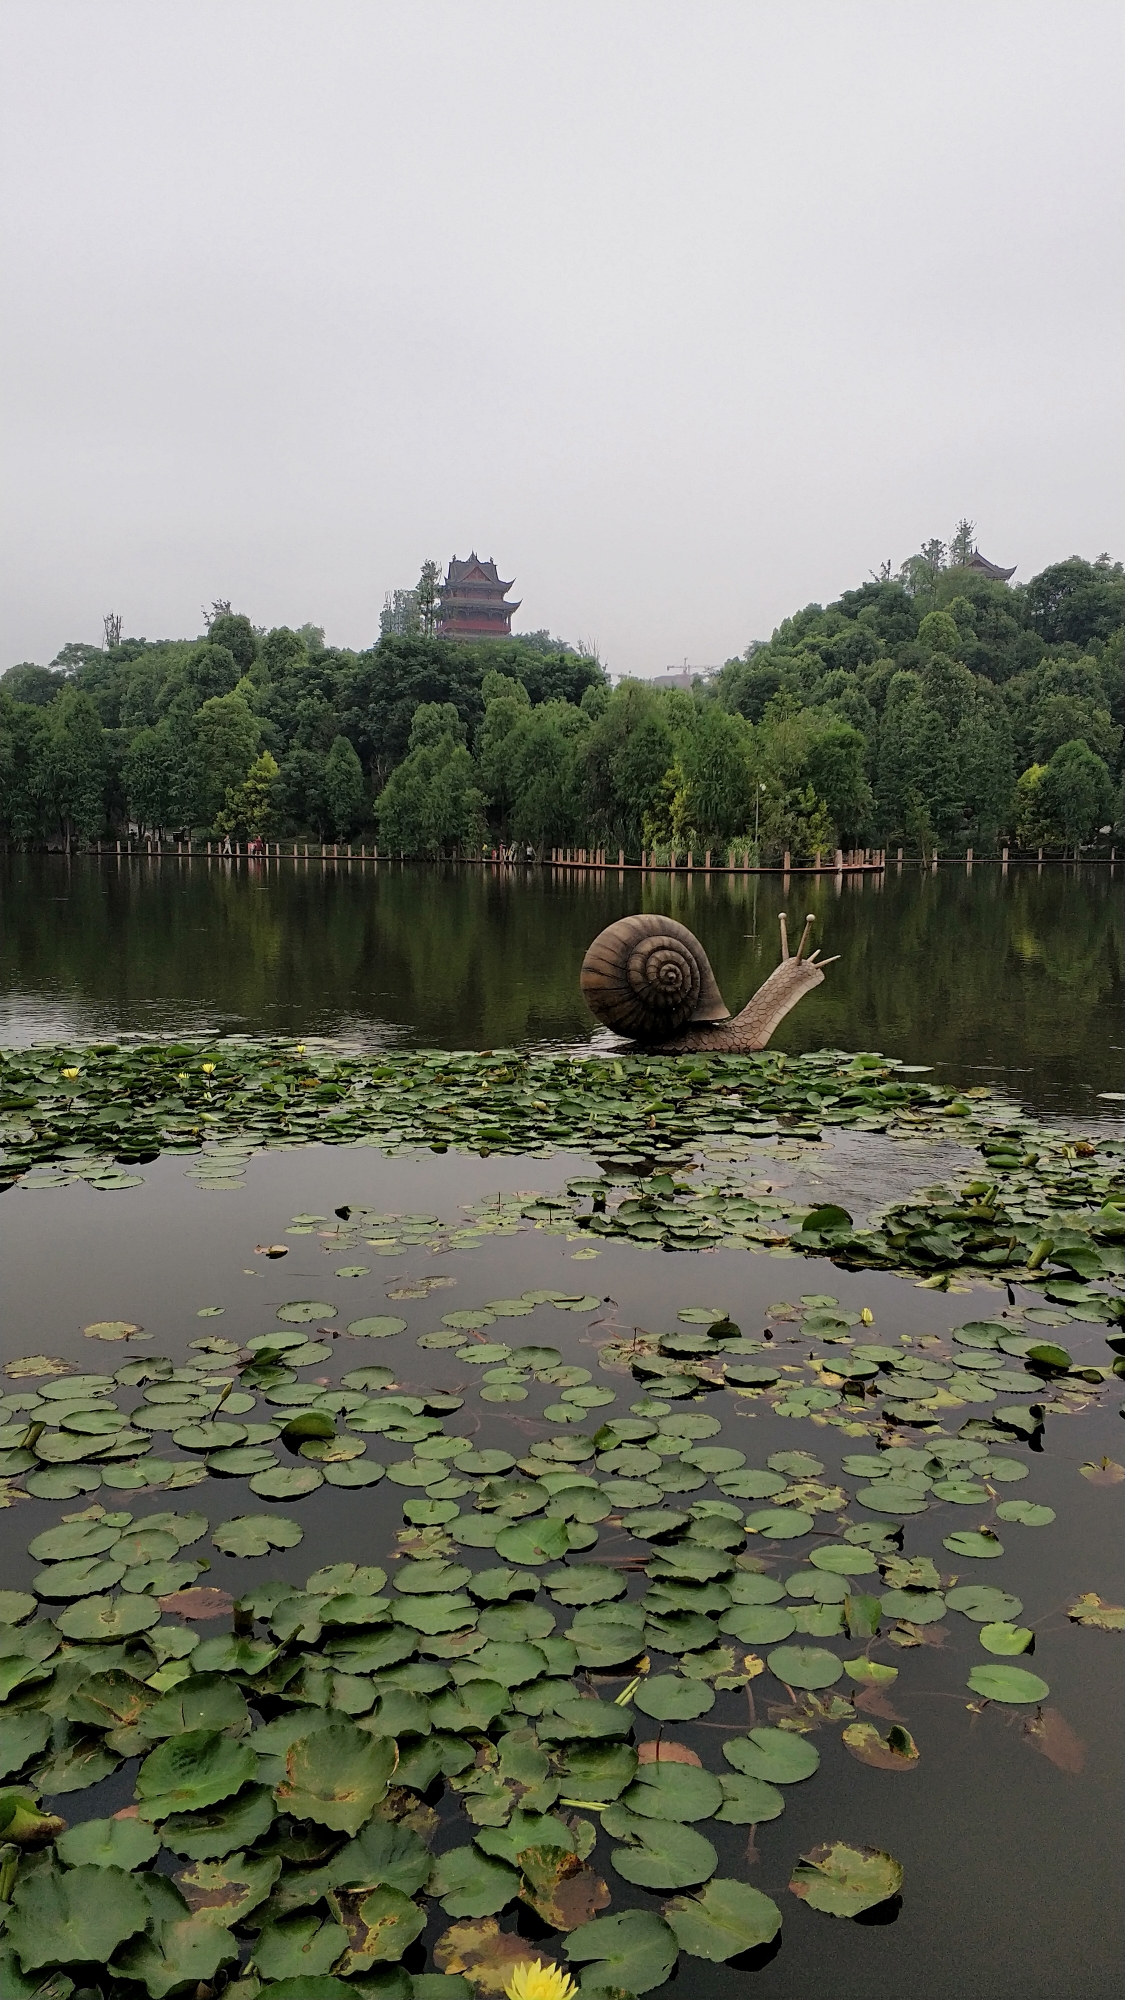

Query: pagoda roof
left=964, top=552, right=1016, bottom=582
left=445, top=553, right=515, bottom=591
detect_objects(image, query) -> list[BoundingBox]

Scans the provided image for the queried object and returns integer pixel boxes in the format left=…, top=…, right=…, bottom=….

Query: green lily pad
left=766, top=1645, right=843, bottom=1689
left=428, top=1845, right=520, bottom=1918
left=275, top=1721, right=397, bottom=1833
left=743, top=1508, right=815, bottom=1540
left=944, top=1530, right=1004, bottom=1559
left=0, top=1713, right=52, bottom=1781
left=328, top=1881, right=425, bottom=1969
left=606, top=1811, right=718, bottom=1891
left=277, top=1302, right=337, bottom=1322
left=213, top=1513, right=304, bottom=1557
left=253, top=1911, right=350, bottom=1981
left=809, top=1544, right=879, bottom=1577
left=137, top=1728, right=258, bottom=1817
left=967, top=1663, right=1050, bottom=1702
left=56, top=1815, right=161, bottom=1870
left=624, top=1761, right=723, bottom=1821
left=494, top=1518, right=570, bottom=1566
left=979, top=1622, right=1034, bottom=1655
left=5, top=1862, right=149, bottom=1970
left=723, top=1729, right=820, bottom=1783
left=33, top=1556, right=126, bottom=1600
left=565, top=1907, right=678, bottom=1993
left=175, top=1847, right=281, bottom=1924
left=718, top=1605, right=796, bottom=1645
left=715, top=1773, right=786, bottom=1823
left=946, top=1584, right=1024, bottom=1622
left=249, top=1465, right=324, bottom=1500
left=995, top=1500, right=1055, bottom=1526
left=789, top=1840, right=903, bottom=1917
left=663, top=1877, right=782, bottom=1959
left=632, top=1676, right=715, bottom=1721
left=56, top=1593, right=160, bottom=1642
left=347, top=1317, right=408, bottom=1339
left=160, top=1784, right=277, bottom=1859
left=112, top=1908, right=239, bottom=1997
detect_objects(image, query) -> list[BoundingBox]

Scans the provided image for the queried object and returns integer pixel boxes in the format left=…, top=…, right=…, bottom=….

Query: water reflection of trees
left=0, top=858, right=1119, bottom=1114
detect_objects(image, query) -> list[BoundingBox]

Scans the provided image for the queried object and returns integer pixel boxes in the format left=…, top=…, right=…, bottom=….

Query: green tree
left=1013, top=763, right=1053, bottom=851
left=375, top=704, right=485, bottom=857
left=322, top=735, right=366, bottom=837
left=193, top=694, right=260, bottom=826
left=123, top=716, right=201, bottom=833
left=206, top=611, right=259, bottom=672
left=416, top=561, right=442, bottom=638
left=1039, top=739, right=1114, bottom=852
left=0, top=663, right=64, bottom=706
left=44, top=689, right=107, bottom=849
left=215, top=751, right=281, bottom=841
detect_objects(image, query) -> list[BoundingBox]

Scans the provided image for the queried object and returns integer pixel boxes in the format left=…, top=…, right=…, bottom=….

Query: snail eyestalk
left=580, top=909, right=836, bottom=1053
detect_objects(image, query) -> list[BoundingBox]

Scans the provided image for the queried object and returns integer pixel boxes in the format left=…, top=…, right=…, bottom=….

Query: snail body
left=580, top=911, right=835, bottom=1053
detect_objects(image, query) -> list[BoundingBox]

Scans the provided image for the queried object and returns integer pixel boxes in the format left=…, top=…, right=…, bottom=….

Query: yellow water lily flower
left=505, top=1961, right=576, bottom=2000
left=201, top=1062, right=216, bottom=1075
left=860, top=1307, right=874, bottom=1324
left=60, top=1067, right=80, bottom=1080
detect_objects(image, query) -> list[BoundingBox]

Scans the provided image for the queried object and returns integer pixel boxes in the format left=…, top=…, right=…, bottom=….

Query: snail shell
left=580, top=913, right=731, bottom=1043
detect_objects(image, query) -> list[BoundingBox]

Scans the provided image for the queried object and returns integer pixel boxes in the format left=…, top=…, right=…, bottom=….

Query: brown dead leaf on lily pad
left=158, top=1587, right=235, bottom=1620
left=4, top=1355, right=71, bottom=1378
left=517, top=1845, right=610, bottom=1929
left=1067, top=1593, right=1125, bottom=1631
left=1079, top=1458, right=1124, bottom=1487
left=637, top=1739, right=701, bottom=1766
left=842, top=1722, right=919, bottom=1771
left=1023, top=1708, right=1086, bottom=1774
left=83, top=1321, right=144, bottom=1342
left=255, top=1244, right=289, bottom=1258
left=435, top=1918, right=558, bottom=1994
left=387, top=1276, right=457, bottom=1299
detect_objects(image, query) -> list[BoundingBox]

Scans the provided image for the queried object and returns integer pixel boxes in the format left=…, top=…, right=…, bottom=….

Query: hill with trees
left=2, top=538, right=1121, bottom=859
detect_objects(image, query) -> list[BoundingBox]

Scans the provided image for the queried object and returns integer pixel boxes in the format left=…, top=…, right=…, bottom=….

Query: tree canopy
left=1, top=541, right=1121, bottom=856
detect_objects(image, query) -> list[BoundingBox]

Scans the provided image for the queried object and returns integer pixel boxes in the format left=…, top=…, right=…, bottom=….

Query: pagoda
left=964, top=551, right=1016, bottom=582
left=437, top=554, right=521, bottom=640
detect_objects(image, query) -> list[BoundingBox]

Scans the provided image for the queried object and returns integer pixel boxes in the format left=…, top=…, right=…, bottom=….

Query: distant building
left=437, top=555, right=521, bottom=640
left=650, top=665, right=721, bottom=689
left=963, top=552, right=1016, bottom=582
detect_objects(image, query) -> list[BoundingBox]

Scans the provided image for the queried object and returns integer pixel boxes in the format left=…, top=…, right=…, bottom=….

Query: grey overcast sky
left=2, top=1, right=1122, bottom=678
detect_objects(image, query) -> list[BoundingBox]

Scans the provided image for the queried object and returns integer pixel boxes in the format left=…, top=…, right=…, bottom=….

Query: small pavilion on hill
left=964, top=551, right=1016, bottom=582
left=438, top=555, right=520, bottom=640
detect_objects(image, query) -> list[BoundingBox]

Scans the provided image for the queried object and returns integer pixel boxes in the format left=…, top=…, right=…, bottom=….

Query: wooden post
left=704, top=850, right=711, bottom=872
left=687, top=850, right=693, bottom=873
left=966, top=847, right=973, bottom=866
left=835, top=848, right=843, bottom=871
left=782, top=850, right=791, bottom=874
left=618, top=848, right=624, bottom=868
left=1002, top=846, right=1009, bottom=862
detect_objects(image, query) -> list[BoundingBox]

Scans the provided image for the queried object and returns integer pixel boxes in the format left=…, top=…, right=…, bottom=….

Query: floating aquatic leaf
left=212, top=1513, right=304, bottom=1557
left=743, top=1509, right=814, bottom=1540
left=159, top=1784, right=277, bottom=1859
left=436, top=1916, right=558, bottom=1995
left=944, top=1530, right=1004, bottom=1559
left=1079, top=1458, right=1124, bottom=1486
left=723, top=1729, right=820, bottom=1783
left=56, top=1593, right=160, bottom=1642
left=980, top=1622, right=1034, bottom=1655
left=277, top=1302, right=337, bottom=1323
left=83, top=1322, right=142, bottom=1343
left=1066, top=1593, right=1124, bottom=1630
left=276, top=1721, right=397, bottom=1833
left=429, top=1845, right=520, bottom=1918
left=622, top=1762, right=723, bottom=1822
left=995, top=1501, right=1055, bottom=1526
left=0, top=1712, right=51, bottom=1781
left=766, top=1645, right=843, bottom=1690
left=5, top=1862, right=149, bottom=1970
left=249, top=1465, right=324, bottom=1499
left=633, top=1676, right=715, bottom=1721
left=789, top=1841, right=903, bottom=1917
left=252, top=1910, right=349, bottom=1981
left=565, top=1907, right=678, bottom=1993
left=842, top=1722, right=919, bottom=1770
left=112, top=1907, right=239, bottom=1998
left=715, top=1773, right=785, bottom=1824
left=718, top=1605, right=795, bottom=1645
left=55, top=1815, right=160, bottom=1870
left=605, top=1812, right=717, bottom=1891
left=663, top=1877, right=782, bottom=1959
left=1022, top=1708, right=1087, bottom=1773
left=137, top=1728, right=258, bottom=1817
left=968, top=1664, right=1050, bottom=1702
left=348, top=1317, right=408, bottom=1339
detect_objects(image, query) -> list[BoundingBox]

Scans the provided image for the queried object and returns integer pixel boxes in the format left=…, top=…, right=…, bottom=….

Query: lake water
left=1, top=855, right=1121, bottom=1120
left=0, top=855, right=1122, bottom=2000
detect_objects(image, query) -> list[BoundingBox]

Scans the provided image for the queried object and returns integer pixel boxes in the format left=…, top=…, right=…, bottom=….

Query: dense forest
left=2, top=534, right=1122, bottom=860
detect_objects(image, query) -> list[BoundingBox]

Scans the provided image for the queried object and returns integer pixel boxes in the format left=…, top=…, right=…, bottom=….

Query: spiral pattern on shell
left=580, top=913, right=730, bottom=1042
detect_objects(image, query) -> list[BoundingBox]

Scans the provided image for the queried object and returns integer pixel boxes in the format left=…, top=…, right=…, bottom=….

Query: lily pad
left=56, top=1815, right=162, bottom=1869
left=718, top=1605, right=795, bottom=1645
left=743, top=1509, right=814, bottom=1540
left=429, top=1845, right=520, bottom=1918
left=56, top=1593, right=160, bottom=1642
left=967, top=1663, right=1050, bottom=1702
left=5, top=1863, right=150, bottom=1970
left=277, top=1302, right=337, bottom=1323
left=947, top=1584, right=1024, bottom=1621
left=494, top=1519, right=571, bottom=1566
left=622, top=1762, right=723, bottom=1822
left=633, top=1676, right=715, bottom=1721
left=213, top=1513, right=304, bottom=1557
left=252, top=1911, right=349, bottom=1981
left=789, top=1840, right=903, bottom=1917
left=565, top=1907, right=679, bottom=1993
left=606, top=1812, right=718, bottom=1891
left=137, top=1728, right=258, bottom=1817
left=723, top=1729, right=820, bottom=1783
left=663, top=1877, right=782, bottom=1959
left=715, top=1773, right=786, bottom=1823
left=249, top=1465, right=324, bottom=1500
left=980, top=1622, right=1035, bottom=1655
left=944, top=1530, right=1004, bottom=1559
left=766, top=1645, right=843, bottom=1689
left=328, top=1882, right=426, bottom=1969
left=275, top=1721, right=397, bottom=1833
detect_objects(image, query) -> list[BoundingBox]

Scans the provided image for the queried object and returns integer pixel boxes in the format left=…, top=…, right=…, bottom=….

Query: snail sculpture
left=580, top=910, right=837, bottom=1052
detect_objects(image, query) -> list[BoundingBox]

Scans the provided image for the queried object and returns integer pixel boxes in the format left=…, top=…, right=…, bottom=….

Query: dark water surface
left=0, top=1141, right=1121, bottom=2000
left=1, top=855, right=1122, bottom=1119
